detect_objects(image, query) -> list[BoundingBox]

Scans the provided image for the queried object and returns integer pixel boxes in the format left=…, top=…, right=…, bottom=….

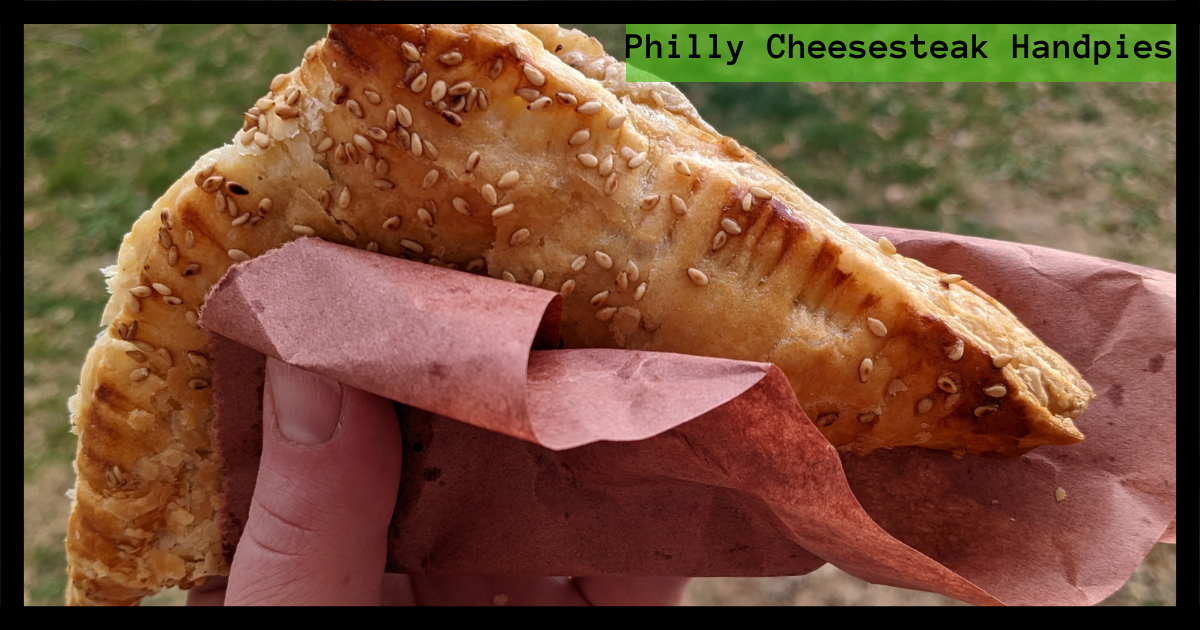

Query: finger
left=573, top=576, right=692, bottom=606
left=225, top=357, right=402, bottom=606
left=186, top=576, right=228, bottom=606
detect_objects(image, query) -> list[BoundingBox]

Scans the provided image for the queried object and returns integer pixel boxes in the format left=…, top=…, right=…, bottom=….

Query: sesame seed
left=305, top=45, right=317, bottom=61
left=530, top=269, right=545, bottom=287
left=248, top=216, right=262, bottom=227
left=619, top=147, right=636, bottom=161
left=522, top=64, right=546, bottom=86
left=418, top=208, right=434, bottom=227
left=231, top=212, right=250, bottom=226
left=185, top=230, right=194, bottom=249
left=590, top=291, right=610, bottom=307
left=497, top=170, right=520, bottom=188
left=224, top=193, right=238, bottom=216
left=430, top=80, right=447, bottom=103
left=491, top=203, right=515, bottom=217
left=333, top=143, right=348, bottom=165
left=502, top=271, right=516, bottom=282
left=395, top=104, right=413, bottom=128
left=650, top=91, right=665, bottom=108
left=603, top=173, right=618, bottom=196
left=917, top=397, right=934, bottom=414
left=687, top=267, right=709, bottom=286
left=186, top=310, right=198, bottom=328
left=410, top=72, right=428, bottom=93
left=384, top=109, right=398, bottom=131
left=168, top=246, right=180, bottom=266
left=467, top=258, right=486, bottom=272
left=516, top=88, right=540, bottom=103
left=720, top=217, right=742, bottom=235
left=594, top=251, right=613, bottom=269
left=270, top=73, right=288, bottom=93
left=163, top=296, right=182, bottom=306
left=466, top=151, right=482, bottom=173
left=506, top=226, right=530, bottom=247
left=318, top=189, right=331, bottom=210
left=346, top=98, right=364, bottom=119
left=189, top=379, right=209, bottom=390
left=127, top=297, right=140, bottom=314
left=640, top=195, right=660, bottom=211
left=352, top=134, right=373, bottom=155
left=373, top=179, right=395, bottom=190
left=426, top=200, right=438, bottom=214
left=859, top=358, right=873, bottom=382
left=122, top=320, right=139, bottom=341
left=400, top=239, right=424, bottom=253
left=228, top=249, right=250, bottom=262
left=940, top=274, right=963, bottom=285
left=571, top=255, right=588, bottom=271
left=943, top=392, right=961, bottom=410
left=411, top=133, right=423, bottom=157
left=421, top=169, right=439, bottom=189
left=984, top=384, right=1008, bottom=398
left=816, top=413, right=838, bottom=427
left=194, top=165, right=215, bottom=187
left=741, top=193, right=753, bottom=212
left=489, top=57, right=504, bottom=80
left=577, top=153, right=599, bottom=168
left=160, top=209, right=173, bottom=229
left=598, top=155, right=614, bottom=176
left=858, top=412, right=877, bottom=423
left=559, top=279, right=576, bottom=296
left=615, top=272, right=628, bottom=293
left=725, top=138, right=746, bottom=157
left=254, top=132, right=270, bottom=149
left=275, top=104, right=299, bottom=119
left=670, top=194, right=687, bottom=215
left=712, top=230, right=728, bottom=251
left=634, top=282, right=647, bottom=301
left=159, top=227, right=173, bottom=250
left=607, top=114, right=626, bottom=130
left=242, top=112, right=259, bottom=131
left=126, top=349, right=146, bottom=362
left=596, top=307, right=617, bottom=321
left=992, top=354, right=1014, bottom=368
left=439, top=51, right=464, bottom=65
left=974, top=405, right=998, bottom=417
left=255, top=98, right=273, bottom=113
left=187, top=350, right=209, bottom=369
left=377, top=215, right=400, bottom=232
left=867, top=317, right=887, bottom=337
left=888, top=379, right=907, bottom=396
left=402, top=42, right=421, bottom=62
left=569, top=129, right=591, bottom=146
left=529, top=96, right=552, bottom=111
left=465, top=88, right=479, bottom=112
left=151, top=282, right=171, bottom=296
left=482, top=184, right=498, bottom=206
left=673, top=160, right=691, bottom=176
left=945, top=338, right=964, bottom=361
left=448, top=81, right=472, bottom=97
left=332, top=84, right=349, bottom=104
left=573, top=100, right=603, bottom=115
left=937, top=375, right=958, bottom=394
left=1055, top=487, right=1067, bottom=502
left=878, top=236, right=897, bottom=256
left=448, top=197, right=471, bottom=216
left=338, top=187, right=352, bottom=209
left=131, top=285, right=152, bottom=298
left=366, top=241, right=379, bottom=253
left=750, top=186, right=771, bottom=199
left=183, top=263, right=200, bottom=276
left=478, top=89, right=490, bottom=111
left=345, top=142, right=360, bottom=164
left=375, top=158, right=390, bottom=176
left=292, top=225, right=316, bottom=236
left=201, top=175, right=225, bottom=193
left=624, top=260, right=639, bottom=283
left=130, top=367, right=150, bottom=382
left=364, top=127, right=387, bottom=143
left=426, top=138, right=441, bottom=160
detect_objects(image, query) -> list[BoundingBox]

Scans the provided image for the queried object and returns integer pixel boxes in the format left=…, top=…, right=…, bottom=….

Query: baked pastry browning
left=64, top=24, right=1091, bottom=604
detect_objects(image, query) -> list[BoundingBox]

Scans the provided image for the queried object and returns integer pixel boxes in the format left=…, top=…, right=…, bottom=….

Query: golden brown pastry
left=65, top=24, right=1091, bottom=604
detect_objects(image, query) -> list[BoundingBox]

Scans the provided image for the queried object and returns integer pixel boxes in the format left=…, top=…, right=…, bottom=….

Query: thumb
left=225, top=357, right=402, bottom=606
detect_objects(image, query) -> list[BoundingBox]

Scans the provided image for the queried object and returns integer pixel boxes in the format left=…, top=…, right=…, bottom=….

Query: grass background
left=24, top=24, right=1175, bottom=606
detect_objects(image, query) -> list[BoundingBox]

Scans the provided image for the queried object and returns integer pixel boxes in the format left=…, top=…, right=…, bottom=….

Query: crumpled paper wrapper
left=201, top=230, right=1174, bottom=606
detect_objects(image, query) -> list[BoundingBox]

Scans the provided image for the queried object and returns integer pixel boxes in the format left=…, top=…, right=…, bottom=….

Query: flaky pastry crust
left=65, top=24, right=1091, bottom=604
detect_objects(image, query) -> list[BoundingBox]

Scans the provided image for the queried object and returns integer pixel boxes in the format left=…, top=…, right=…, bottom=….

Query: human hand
left=187, top=357, right=689, bottom=606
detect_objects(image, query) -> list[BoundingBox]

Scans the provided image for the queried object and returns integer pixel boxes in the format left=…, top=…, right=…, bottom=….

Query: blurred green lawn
left=24, top=24, right=1174, bottom=606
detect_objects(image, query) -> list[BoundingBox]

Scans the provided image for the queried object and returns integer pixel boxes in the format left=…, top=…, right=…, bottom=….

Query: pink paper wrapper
left=202, top=229, right=1174, bottom=606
